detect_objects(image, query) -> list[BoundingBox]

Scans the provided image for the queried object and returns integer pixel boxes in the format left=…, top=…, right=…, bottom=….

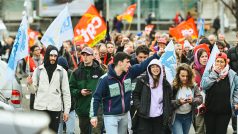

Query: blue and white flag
left=204, top=44, right=220, bottom=72
left=7, top=15, right=28, bottom=80
left=196, top=18, right=205, bottom=46
left=41, top=5, right=74, bottom=50
left=159, top=40, right=177, bottom=84
left=198, top=18, right=205, bottom=37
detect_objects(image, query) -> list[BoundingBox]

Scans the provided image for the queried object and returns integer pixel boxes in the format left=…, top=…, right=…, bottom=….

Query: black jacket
left=228, top=46, right=238, bottom=73
left=133, top=75, right=173, bottom=126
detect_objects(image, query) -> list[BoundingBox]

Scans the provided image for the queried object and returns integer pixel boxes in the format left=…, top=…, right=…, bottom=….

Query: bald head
left=208, top=34, right=216, bottom=45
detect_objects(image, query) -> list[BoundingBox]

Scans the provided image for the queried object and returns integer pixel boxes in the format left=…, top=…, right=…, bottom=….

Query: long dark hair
left=148, top=64, right=161, bottom=89
left=173, top=63, right=195, bottom=89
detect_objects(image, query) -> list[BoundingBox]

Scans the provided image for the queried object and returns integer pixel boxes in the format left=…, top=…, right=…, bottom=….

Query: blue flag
left=196, top=18, right=205, bottom=46
left=198, top=18, right=205, bottom=37
left=7, top=15, right=28, bottom=80
left=159, top=40, right=177, bottom=84
left=41, top=5, right=74, bottom=50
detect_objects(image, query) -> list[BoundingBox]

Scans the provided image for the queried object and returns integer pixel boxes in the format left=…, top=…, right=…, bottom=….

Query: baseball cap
left=81, top=47, right=94, bottom=55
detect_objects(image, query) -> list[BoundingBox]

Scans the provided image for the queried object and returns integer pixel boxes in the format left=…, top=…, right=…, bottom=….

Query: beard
left=50, top=60, right=56, bottom=64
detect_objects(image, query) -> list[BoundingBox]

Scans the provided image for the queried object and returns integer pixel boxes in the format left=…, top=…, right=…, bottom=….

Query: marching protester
left=3, top=2, right=238, bottom=134
left=171, top=63, right=203, bottom=134
left=69, top=47, right=105, bottom=134
left=133, top=59, right=172, bottom=134
left=201, top=52, right=238, bottom=134
left=27, top=45, right=71, bottom=133
left=90, top=50, right=164, bottom=134
left=25, top=45, right=44, bottom=110
left=57, top=56, right=76, bottom=134
left=228, top=32, right=238, bottom=133
left=192, top=44, right=210, bottom=134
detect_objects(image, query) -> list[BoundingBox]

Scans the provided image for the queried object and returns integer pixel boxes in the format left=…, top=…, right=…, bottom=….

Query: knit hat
left=216, top=52, right=229, bottom=64
left=57, top=56, right=69, bottom=71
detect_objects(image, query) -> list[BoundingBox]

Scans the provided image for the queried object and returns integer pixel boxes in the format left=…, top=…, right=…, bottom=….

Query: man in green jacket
left=69, top=47, right=105, bottom=134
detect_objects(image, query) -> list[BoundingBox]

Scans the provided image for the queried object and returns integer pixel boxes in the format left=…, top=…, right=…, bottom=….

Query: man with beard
left=27, top=45, right=71, bottom=133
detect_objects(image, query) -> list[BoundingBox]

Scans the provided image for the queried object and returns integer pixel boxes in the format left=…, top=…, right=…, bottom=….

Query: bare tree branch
left=220, top=0, right=236, bottom=18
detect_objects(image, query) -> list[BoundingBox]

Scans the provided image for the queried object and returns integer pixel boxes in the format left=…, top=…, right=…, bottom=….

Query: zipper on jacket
left=119, top=82, right=125, bottom=113
left=108, top=100, right=112, bottom=112
left=111, top=77, right=125, bottom=113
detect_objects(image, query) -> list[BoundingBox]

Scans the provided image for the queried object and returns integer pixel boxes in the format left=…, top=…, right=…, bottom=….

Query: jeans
left=172, top=112, right=192, bottom=134
left=104, top=113, right=128, bottom=134
left=58, top=110, right=76, bottom=134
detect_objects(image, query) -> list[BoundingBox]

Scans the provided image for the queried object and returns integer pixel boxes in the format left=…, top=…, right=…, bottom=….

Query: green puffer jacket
left=69, top=60, right=105, bottom=117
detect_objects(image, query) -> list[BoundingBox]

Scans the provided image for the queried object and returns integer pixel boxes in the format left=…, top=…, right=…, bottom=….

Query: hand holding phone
left=86, top=89, right=92, bottom=92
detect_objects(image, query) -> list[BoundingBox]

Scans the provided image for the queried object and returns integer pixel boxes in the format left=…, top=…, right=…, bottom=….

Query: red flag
left=169, top=18, right=198, bottom=42
left=74, top=5, right=106, bottom=47
left=117, top=4, right=137, bottom=23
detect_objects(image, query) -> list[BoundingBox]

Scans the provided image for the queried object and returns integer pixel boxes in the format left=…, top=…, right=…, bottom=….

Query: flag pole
left=74, top=44, right=79, bottom=65
left=127, top=23, right=132, bottom=34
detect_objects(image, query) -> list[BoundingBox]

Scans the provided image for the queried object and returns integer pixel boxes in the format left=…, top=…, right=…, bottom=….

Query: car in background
left=0, top=110, right=52, bottom=134
left=0, top=59, right=22, bottom=109
left=0, top=92, right=14, bottom=111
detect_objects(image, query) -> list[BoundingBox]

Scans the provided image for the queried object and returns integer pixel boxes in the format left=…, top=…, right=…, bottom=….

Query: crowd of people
left=0, top=22, right=238, bottom=134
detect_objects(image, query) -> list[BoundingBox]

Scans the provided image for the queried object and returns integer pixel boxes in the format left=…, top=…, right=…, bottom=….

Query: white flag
left=41, top=5, right=74, bottom=50
left=7, top=15, right=28, bottom=80
left=204, top=44, right=220, bottom=72
left=160, top=40, right=177, bottom=84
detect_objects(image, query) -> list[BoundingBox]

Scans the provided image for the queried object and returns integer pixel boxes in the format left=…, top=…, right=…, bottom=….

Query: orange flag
left=74, top=5, right=106, bottom=47
left=169, top=18, right=198, bottom=43
left=117, top=3, right=137, bottom=23
left=28, top=28, right=40, bottom=48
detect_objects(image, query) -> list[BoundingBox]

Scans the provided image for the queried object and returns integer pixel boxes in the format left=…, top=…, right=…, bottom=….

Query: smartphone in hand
left=86, top=89, right=92, bottom=92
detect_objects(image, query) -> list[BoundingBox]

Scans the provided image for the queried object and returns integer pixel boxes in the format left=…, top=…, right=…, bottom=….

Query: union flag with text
left=169, top=18, right=198, bottom=43
left=74, top=5, right=106, bottom=47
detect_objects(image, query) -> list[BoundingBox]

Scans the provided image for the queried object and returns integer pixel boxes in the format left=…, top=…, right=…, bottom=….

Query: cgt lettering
left=76, top=17, right=102, bottom=42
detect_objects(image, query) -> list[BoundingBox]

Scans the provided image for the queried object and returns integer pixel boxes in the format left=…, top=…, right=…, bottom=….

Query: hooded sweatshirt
left=147, top=59, right=164, bottom=117
left=43, top=45, right=58, bottom=82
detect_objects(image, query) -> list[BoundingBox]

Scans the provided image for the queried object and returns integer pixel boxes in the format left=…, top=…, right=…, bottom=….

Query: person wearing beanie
left=27, top=45, right=71, bottom=133
left=57, top=56, right=76, bottom=134
left=201, top=52, right=238, bottom=134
